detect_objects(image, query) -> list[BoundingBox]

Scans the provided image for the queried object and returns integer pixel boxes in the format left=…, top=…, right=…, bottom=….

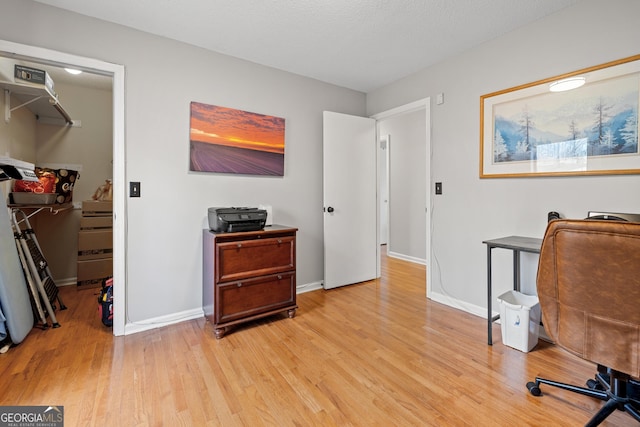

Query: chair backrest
left=537, top=219, right=640, bottom=377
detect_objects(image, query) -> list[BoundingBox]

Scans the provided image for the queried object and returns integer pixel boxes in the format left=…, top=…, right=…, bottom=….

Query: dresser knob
left=237, top=243, right=242, bottom=248
left=237, top=283, right=242, bottom=287
left=277, top=275, right=282, bottom=280
left=277, top=239, right=282, bottom=244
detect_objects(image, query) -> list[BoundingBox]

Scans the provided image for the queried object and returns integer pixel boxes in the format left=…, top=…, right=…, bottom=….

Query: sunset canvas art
left=189, top=102, right=285, bottom=176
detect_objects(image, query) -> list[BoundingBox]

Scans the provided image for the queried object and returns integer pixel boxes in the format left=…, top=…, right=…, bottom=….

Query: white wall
left=367, top=0, right=640, bottom=316
left=378, top=110, right=427, bottom=261
left=0, top=104, right=36, bottom=163
left=0, top=0, right=366, bottom=325
left=0, top=93, right=36, bottom=196
left=36, top=81, right=114, bottom=203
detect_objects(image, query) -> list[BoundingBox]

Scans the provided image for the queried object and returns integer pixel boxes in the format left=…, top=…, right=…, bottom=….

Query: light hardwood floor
left=0, top=254, right=636, bottom=426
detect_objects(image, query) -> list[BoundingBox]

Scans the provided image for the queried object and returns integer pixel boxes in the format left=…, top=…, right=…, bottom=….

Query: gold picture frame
left=480, top=54, right=640, bottom=178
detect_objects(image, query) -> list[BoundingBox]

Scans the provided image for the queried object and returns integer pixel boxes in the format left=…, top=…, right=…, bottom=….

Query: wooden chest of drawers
left=202, top=225, right=297, bottom=338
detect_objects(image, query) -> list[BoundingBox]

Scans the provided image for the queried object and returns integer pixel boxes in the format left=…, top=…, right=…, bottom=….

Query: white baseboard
left=122, top=280, right=323, bottom=335
left=124, top=308, right=204, bottom=335
left=56, top=277, right=78, bottom=287
left=297, top=280, right=323, bottom=294
left=387, top=251, right=426, bottom=265
left=429, top=291, right=552, bottom=343
left=429, top=291, right=489, bottom=318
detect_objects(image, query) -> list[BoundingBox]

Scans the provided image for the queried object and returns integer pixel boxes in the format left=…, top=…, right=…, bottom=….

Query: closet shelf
left=9, top=203, right=73, bottom=222
left=2, top=80, right=74, bottom=126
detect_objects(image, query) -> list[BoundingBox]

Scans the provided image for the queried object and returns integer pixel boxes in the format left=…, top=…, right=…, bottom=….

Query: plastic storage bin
left=497, top=290, right=541, bottom=352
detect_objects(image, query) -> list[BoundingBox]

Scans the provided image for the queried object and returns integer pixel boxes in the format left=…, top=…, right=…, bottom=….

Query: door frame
left=371, top=98, right=431, bottom=297
left=0, top=40, right=127, bottom=335
left=379, top=134, right=390, bottom=248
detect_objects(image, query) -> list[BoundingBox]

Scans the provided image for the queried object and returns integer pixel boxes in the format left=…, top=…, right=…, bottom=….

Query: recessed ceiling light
left=64, top=68, right=82, bottom=75
left=549, top=76, right=585, bottom=92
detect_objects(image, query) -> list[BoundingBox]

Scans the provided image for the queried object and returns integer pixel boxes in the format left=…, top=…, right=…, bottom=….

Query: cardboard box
left=82, top=200, right=112, bottom=216
left=80, top=216, right=112, bottom=230
left=78, top=230, right=112, bottom=260
left=14, top=64, right=55, bottom=94
left=77, top=258, right=112, bottom=287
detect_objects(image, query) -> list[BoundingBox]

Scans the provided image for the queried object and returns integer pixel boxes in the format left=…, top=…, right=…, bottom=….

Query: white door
left=323, top=111, right=377, bottom=289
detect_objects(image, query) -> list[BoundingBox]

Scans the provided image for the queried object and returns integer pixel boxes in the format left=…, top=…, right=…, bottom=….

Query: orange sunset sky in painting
left=190, top=102, right=285, bottom=154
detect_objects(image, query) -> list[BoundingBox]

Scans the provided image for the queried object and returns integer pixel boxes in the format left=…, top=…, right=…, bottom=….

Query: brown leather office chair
left=526, top=219, right=640, bottom=426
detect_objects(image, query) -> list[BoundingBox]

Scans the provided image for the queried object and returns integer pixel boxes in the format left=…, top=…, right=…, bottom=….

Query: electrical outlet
left=435, top=182, right=443, bottom=195
left=130, top=181, right=141, bottom=197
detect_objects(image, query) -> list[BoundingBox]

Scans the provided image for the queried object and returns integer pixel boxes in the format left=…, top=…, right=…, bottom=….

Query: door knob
left=327, top=206, right=334, bottom=213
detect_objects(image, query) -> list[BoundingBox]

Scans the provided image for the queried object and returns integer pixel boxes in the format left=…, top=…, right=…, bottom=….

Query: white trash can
left=497, top=290, right=541, bottom=352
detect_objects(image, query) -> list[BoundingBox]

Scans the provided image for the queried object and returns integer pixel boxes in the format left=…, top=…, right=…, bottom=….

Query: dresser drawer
left=202, top=225, right=298, bottom=338
left=216, top=236, right=295, bottom=282
left=215, top=272, right=295, bottom=323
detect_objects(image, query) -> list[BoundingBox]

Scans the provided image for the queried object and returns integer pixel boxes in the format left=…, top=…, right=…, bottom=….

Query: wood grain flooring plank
left=0, top=253, right=636, bottom=426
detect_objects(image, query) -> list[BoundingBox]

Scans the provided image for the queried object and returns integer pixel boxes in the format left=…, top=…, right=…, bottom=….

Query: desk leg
left=513, top=250, right=520, bottom=292
left=487, top=246, right=493, bottom=345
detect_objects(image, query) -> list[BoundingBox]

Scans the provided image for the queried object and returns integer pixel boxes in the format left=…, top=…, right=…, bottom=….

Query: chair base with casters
left=528, top=219, right=640, bottom=426
left=527, top=365, right=640, bottom=426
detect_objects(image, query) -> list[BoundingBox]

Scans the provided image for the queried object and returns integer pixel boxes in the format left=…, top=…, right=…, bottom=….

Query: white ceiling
left=33, top=0, right=584, bottom=93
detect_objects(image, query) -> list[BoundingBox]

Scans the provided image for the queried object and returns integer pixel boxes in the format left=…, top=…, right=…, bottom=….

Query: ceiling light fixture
left=549, top=76, right=585, bottom=92
left=64, top=68, right=82, bottom=75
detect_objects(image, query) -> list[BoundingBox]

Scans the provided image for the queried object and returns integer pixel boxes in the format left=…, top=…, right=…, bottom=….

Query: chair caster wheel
left=586, top=379, right=604, bottom=390
left=526, top=381, right=541, bottom=396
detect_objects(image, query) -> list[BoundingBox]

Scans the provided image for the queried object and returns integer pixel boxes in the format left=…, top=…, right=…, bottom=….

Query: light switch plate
left=435, top=182, right=442, bottom=195
left=130, top=181, right=140, bottom=197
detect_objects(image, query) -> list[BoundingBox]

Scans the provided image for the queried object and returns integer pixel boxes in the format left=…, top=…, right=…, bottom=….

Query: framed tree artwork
left=480, top=54, right=640, bottom=178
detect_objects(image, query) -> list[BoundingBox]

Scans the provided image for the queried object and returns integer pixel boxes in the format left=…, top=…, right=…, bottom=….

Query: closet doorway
left=0, top=40, right=126, bottom=335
